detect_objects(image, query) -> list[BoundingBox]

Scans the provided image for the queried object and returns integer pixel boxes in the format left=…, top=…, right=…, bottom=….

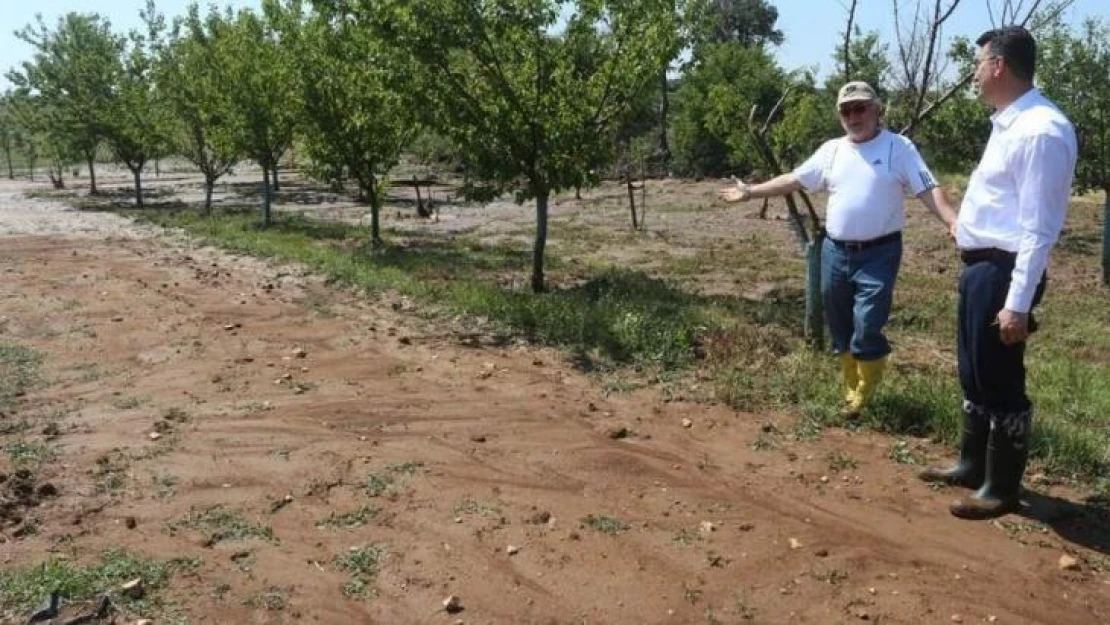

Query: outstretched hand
left=718, top=177, right=751, bottom=203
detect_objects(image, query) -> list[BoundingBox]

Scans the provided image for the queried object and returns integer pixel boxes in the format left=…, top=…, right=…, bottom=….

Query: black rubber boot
left=950, top=416, right=1028, bottom=520
left=918, top=402, right=988, bottom=489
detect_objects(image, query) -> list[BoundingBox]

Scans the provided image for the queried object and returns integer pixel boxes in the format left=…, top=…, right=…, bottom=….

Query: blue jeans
left=821, top=234, right=903, bottom=360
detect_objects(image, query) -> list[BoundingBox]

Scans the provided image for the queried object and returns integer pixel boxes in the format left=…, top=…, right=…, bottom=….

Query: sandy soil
left=1, top=175, right=1108, bottom=625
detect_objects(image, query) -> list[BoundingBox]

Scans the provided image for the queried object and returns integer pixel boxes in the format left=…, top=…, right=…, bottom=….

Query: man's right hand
left=718, top=178, right=752, bottom=203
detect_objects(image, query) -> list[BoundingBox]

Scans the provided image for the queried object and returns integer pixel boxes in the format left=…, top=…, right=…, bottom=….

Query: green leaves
left=7, top=13, right=123, bottom=184
left=672, top=41, right=790, bottom=177
left=1038, top=18, right=1110, bottom=193
left=280, top=0, right=416, bottom=242
left=352, top=0, right=681, bottom=289
left=363, top=0, right=680, bottom=201
left=102, top=2, right=176, bottom=205
left=159, top=4, right=242, bottom=209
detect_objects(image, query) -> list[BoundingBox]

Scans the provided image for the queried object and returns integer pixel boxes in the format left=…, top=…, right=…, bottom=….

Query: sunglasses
left=838, top=102, right=870, bottom=117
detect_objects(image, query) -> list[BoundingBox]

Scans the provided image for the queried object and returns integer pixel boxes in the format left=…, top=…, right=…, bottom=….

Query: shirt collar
left=990, top=87, right=1041, bottom=129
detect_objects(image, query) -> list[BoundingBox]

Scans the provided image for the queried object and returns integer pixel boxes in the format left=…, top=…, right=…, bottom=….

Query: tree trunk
left=368, top=175, right=382, bottom=248
left=271, top=165, right=280, bottom=192
left=204, top=177, right=215, bottom=215
left=262, top=165, right=272, bottom=227
left=1102, top=186, right=1109, bottom=286
left=86, top=153, right=98, bottom=195
left=415, top=175, right=429, bottom=217
left=531, top=192, right=550, bottom=293
left=640, top=158, right=647, bottom=228
left=3, top=144, right=12, bottom=179
left=329, top=165, right=344, bottom=193
left=49, top=161, right=65, bottom=189
left=26, top=149, right=37, bottom=181
left=626, top=171, right=639, bottom=230
left=132, top=167, right=143, bottom=208
left=657, top=68, right=670, bottom=166
left=155, top=159, right=161, bottom=177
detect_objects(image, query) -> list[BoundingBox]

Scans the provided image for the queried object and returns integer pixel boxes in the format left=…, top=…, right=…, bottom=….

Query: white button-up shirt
left=956, top=88, right=1077, bottom=313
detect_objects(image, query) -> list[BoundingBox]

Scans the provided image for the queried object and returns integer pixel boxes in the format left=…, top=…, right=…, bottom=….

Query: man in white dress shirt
left=918, top=26, right=1077, bottom=520
left=719, top=81, right=957, bottom=418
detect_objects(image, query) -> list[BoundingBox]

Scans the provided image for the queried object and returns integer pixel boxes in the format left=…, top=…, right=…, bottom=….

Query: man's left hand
left=996, top=308, right=1029, bottom=345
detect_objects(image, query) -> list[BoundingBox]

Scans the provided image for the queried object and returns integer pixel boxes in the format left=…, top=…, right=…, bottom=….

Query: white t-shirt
left=793, top=129, right=937, bottom=241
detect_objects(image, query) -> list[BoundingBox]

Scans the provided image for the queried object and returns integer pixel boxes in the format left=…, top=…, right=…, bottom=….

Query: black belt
left=827, top=231, right=902, bottom=251
left=961, top=248, right=1017, bottom=264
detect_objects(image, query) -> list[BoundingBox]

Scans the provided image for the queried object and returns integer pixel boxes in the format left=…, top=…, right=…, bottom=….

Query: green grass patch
left=0, top=344, right=42, bottom=412
left=386, top=460, right=424, bottom=475
left=152, top=472, right=179, bottom=499
left=0, top=550, right=199, bottom=615
left=825, top=451, right=858, bottom=472
left=4, top=439, right=57, bottom=471
left=672, top=528, right=702, bottom=546
left=365, top=461, right=425, bottom=498
left=582, top=514, right=630, bottom=535
left=245, top=586, right=288, bottom=611
left=889, top=439, right=926, bottom=466
left=451, top=497, right=501, bottom=518
left=316, top=506, right=379, bottom=530
left=110, top=395, right=147, bottom=411
left=71, top=363, right=103, bottom=383
left=335, top=544, right=386, bottom=599
left=364, top=472, right=397, bottom=498
left=168, top=506, right=274, bottom=545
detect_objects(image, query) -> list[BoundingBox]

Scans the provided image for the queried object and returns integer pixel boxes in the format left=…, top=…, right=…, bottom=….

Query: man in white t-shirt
left=919, top=26, right=1077, bottom=520
left=719, top=81, right=957, bottom=417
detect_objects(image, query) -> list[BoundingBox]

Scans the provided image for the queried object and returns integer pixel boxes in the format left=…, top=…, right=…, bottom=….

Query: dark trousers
left=957, top=253, right=1045, bottom=416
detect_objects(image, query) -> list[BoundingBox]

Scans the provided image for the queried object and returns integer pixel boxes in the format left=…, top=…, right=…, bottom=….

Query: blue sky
left=2, top=0, right=1106, bottom=89
left=774, top=0, right=1106, bottom=78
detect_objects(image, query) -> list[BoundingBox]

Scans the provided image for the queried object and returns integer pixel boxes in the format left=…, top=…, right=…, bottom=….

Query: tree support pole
left=1102, top=191, right=1109, bottom=286
left=805, top=235, right=825, bottom=348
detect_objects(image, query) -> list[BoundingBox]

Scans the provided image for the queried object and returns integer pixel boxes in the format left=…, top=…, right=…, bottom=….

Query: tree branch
left=842, top=0, right=858, bottom=78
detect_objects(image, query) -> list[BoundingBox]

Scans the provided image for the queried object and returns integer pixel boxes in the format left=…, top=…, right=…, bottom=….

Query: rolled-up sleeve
left=1005, top=133, right=1076, bottom=312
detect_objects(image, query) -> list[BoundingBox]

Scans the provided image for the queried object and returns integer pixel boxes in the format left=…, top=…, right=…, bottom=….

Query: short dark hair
left=976, top=26, right=1036, bottom=81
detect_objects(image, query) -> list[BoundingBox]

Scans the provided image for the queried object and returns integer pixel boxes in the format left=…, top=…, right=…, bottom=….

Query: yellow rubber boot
left=838, top=353, right=861, bottom=407
left=848, top=356, right=888, bottom=415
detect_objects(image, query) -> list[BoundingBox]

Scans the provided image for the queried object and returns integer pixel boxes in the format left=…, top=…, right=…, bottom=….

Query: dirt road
left=1, top=178, right=1107, bottom=624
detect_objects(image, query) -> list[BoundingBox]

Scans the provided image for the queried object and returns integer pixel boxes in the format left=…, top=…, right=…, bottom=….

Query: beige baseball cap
left=836, top=81, right=880, bottom=106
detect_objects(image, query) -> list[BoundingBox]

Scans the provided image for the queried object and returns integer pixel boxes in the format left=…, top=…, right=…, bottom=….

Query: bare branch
left=900, top=72, right=972, bottom=136
left=1025, top=0, right=1075, bottom=30
left=1015, top=1, right=1041, bottom=24
left=902, top=0, right=1073, bottom=135
left=759, top=88, right=791, bottom=137
left=842, top=0, right=858, bottom=78
left=746, top=102, right=818, bottom=244
left=895, top=0, right=964, bottom=137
